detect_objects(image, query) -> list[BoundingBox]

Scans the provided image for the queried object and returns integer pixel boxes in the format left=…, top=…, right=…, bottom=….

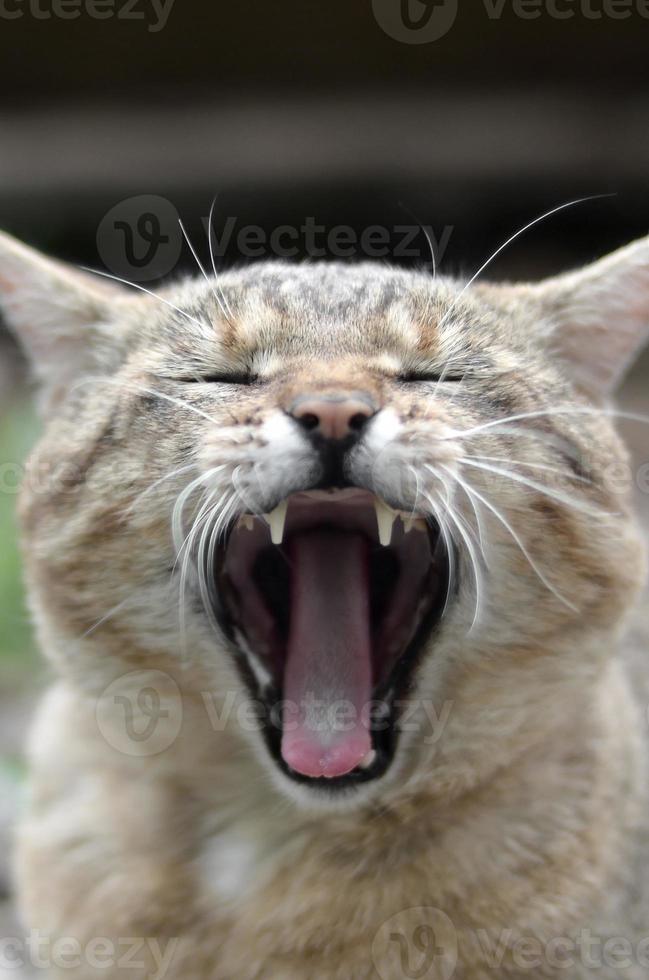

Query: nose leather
left=290, top=393, right=377, bottom=440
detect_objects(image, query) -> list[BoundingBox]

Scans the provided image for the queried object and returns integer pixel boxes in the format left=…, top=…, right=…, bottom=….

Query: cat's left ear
left=529, top=235, right=649, bottom=397
left=0, top=230, right=126, bottom=409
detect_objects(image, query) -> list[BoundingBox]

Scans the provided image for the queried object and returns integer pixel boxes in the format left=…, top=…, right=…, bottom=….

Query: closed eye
left=398, top=371, right=465, bottom=383
left=184, top=372, right=259, bottom=385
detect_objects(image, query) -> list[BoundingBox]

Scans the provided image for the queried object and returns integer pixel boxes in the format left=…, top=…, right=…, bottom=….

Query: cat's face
left=2, top=237, right=648, bottom=809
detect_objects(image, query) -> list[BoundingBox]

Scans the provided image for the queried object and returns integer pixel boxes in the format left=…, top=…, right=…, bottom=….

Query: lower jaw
left=229, top=592, right=448, bottom=793
left=213, top=490, right=451, bottom=791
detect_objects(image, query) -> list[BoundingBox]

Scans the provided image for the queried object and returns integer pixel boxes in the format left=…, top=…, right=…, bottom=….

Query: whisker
left=80, top=265, right=212, bottom=331
left=179, top=215, right=235, bottom=327
left=453, top=473, right=578, bottom=612
left=437, top=194, right=615, bottom=331
left=207, top=196, right=237, bottom=323
left=424, top=484, right=485, bottom=632
left=409, top=464, right=455, bottom=616
left=176, top=485, right=223, bottom=654
left=445, top=406, right=649, bottom=442
left=74, top=376, right=218, bottom=426
left=124, top=463, right=199, bottom=516
left=460, top=457, right=613, bottom=517
left=467, top=455, right=591, bottom=484
left=81, top=597, right=131, bottom=638
left=171, top=468, right=226, bottom=563
left=438, top=464, right=489, bottom=568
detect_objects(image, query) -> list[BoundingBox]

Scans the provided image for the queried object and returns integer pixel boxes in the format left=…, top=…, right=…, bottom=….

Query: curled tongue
left=281, top=529, right=373, bottom=778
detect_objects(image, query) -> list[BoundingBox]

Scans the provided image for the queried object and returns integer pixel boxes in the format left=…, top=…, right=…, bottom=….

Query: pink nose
left=290, top=394, right=376, bottom=441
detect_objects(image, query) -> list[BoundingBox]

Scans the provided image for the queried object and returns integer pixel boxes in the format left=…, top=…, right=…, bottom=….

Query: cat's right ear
left=528, top=235, right=649, bottom=398
left=0, top=231, right=127, bottom=411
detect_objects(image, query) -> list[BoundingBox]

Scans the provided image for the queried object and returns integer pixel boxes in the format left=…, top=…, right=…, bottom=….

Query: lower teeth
left=358, top=749, right=376, bottom=770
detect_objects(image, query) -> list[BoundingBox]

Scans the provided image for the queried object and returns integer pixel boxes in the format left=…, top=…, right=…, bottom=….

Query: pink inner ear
left=530, top=236, right=649, bottom=395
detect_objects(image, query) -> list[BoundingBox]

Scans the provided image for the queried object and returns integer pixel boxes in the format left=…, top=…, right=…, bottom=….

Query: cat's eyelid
left=187, top=372, right=258, bottom=385
left=398, top=369, right=465, bottom=383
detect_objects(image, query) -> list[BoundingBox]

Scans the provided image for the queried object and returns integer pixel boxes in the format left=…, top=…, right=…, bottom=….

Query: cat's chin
left=208, top=486, right=451, bottom=795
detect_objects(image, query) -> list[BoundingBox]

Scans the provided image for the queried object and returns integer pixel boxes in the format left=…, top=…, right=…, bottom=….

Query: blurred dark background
left=0, top=0, right=649, bottom=945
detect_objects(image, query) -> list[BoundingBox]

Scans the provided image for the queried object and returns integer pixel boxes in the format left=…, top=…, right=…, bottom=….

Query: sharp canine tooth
left=374, top=497, right=396, bottom=547
left=265, top=499, right=288, bottom=545
left=358, top=749, right=376, bottom=770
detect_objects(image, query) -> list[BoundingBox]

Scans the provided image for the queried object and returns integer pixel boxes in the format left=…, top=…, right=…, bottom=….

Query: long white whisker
left=80, top=265, right=212, bottom=331
left=207, top=196, right=236, bottom=323
left=171, top=468, right=226, bottom=561
left=445, top=406, right=649, bottom=442
left=410, top=464, right=455, bottom=615
left=197, top=491, right=234, bottom=633
left=423, top=486, right=456, bottom=618
left=438, top=464, right=489, bottom=568
left=74, top=377, right=218, bottom=426
left=460, top=458, right=612, bottom=517
left=81, top=597, right=131, bottom=638
left=425, top=485, right=484, bottom=632
left=467, top=455, right=591, bottom=483
left=437, top=194, right=614, bottom=331
left=179, top=216, right=234, bottom=327
left=124, top=463, right=199, bottom=516
left=456, top=473, right=578, bottom=612
left=176, top=485, right=223, bottom=654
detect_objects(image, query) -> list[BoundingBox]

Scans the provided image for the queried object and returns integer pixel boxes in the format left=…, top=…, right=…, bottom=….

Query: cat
left=1, top=226, right=648, bottom=979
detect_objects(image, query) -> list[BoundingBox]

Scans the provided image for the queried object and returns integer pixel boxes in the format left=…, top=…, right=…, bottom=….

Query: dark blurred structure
left=0, top=1, right=648, bottom=293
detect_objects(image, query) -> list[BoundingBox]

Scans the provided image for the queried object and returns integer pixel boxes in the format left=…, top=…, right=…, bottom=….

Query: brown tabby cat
left=1, top=226, right=648, bottom=979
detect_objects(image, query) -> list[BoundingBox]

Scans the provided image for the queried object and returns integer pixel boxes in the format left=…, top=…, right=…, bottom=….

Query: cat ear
left=530, top=235, right=649, bottom=397
left=0, top=230, right=126, bottom=409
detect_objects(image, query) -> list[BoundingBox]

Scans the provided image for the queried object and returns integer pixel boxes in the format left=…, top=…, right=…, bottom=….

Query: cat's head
left=1, top=230, right=647, bottom=809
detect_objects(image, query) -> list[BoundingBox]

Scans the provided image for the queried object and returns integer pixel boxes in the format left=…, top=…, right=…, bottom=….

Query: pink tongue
left=281, top=530, right=373, bottom=778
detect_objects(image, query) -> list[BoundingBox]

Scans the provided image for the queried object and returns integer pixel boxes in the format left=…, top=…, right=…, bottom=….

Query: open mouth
left=211, top=489, right=450, bottom=790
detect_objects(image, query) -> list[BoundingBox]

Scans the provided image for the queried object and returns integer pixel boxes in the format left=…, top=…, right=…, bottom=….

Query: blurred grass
left=0, top=396, right=40, bottom=671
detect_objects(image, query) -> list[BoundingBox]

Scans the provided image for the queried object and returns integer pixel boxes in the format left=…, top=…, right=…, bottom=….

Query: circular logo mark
left=96, top=670, right=183, bottom=757
left=372, top=906, right=458, bottom=980
left=372, top=0, right=458, bottom=43
left=96, top=194, right=182, bottom=282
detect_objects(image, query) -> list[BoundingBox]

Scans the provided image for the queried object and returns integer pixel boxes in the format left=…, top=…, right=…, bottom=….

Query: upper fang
left=374, top=497, right=396, bottom=547
left=265, top=499, right=288, bottom=545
